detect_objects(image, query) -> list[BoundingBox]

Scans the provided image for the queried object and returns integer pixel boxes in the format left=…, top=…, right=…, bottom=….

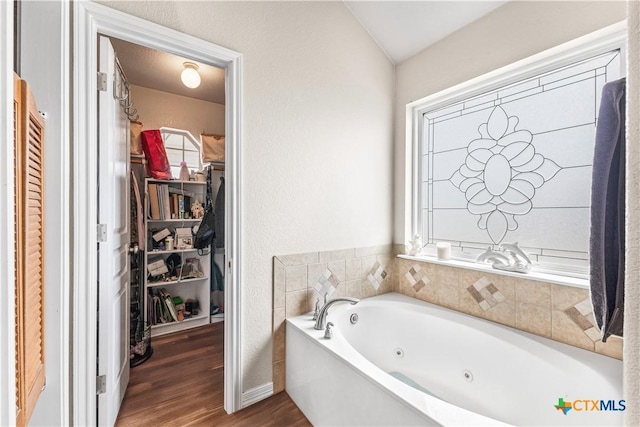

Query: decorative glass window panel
left=420, top=50, right=621, bottom=276
left=160, top=127, right=203, bottom=178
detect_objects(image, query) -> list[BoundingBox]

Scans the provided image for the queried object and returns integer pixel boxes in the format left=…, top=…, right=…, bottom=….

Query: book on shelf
left=171, top=194, right=179, bottom=218
left=160, top=288, right=179, bottom=322
left=178, top=195, right=185, bottom=219
left=168, top=186, right=197, bottom=198
left=148, top=183, right=160, bottom=220
left=162, top=185, right=171, bottom=220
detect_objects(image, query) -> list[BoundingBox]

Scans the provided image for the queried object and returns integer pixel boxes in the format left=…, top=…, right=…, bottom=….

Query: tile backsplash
left=272, top=245, right=394, bottom=393
left=273, top=248, right=622, bottom=393
left=395, top=257, right=623, bottom=359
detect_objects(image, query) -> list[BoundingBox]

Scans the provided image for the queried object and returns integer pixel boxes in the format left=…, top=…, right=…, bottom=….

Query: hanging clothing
left=590, top=77, right=626, bottom=342
left=131, top=171, right=145, bottom=251
left=214, top=176, right=225, bottom=248
left=210, top=260, right=224, bottom=292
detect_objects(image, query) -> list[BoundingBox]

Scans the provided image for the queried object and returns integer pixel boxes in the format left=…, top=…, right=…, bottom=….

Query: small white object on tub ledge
left=436, top=242, right=451, bottom=260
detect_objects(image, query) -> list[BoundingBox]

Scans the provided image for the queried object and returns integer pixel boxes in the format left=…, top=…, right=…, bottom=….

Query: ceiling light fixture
left=181, top=62, right=201, bottom=89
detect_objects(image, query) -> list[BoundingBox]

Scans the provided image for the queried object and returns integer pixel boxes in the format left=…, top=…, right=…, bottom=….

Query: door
left=97, top=35, right=130, bottom=426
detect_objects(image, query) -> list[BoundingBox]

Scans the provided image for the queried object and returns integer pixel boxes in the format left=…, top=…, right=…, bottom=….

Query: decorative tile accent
left=367, top=261, right=388, bottom=290
left=467, top=276, right=505, bottom=311
left=405, top=265, right=430, bottom=292
left=564, top=298, right=600, bottom=341
left=313, top=268, right=339, bottom=298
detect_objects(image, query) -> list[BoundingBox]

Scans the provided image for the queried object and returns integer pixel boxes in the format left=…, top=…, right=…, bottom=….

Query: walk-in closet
left=102, top=35, right=228, bottom=424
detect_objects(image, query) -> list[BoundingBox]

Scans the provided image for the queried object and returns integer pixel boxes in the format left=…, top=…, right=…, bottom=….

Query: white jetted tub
left=286, top=292, right=623, bottom=426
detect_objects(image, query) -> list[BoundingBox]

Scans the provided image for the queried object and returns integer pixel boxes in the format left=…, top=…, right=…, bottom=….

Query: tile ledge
left=398, top=254, right=589, bottom=289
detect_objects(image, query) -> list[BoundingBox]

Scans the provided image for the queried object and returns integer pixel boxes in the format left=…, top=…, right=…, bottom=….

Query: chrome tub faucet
left=313, top=297, right=359, bottom=330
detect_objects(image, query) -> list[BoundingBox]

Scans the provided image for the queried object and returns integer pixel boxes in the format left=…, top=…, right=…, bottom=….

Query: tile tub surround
left=395, top=257, right=623, bottom=360
left=272, top=245, right=395, bottom=393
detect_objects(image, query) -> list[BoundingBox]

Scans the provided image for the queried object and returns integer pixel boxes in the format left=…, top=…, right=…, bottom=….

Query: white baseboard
left=241, top=382, right=274, bottom=408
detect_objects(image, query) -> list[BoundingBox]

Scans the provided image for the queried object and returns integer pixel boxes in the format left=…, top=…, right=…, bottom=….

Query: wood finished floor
left=116, top=322, right=311, bottom=427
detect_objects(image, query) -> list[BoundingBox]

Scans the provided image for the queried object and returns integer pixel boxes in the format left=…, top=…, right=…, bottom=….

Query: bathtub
left=286, top=292, right=623, bottom=426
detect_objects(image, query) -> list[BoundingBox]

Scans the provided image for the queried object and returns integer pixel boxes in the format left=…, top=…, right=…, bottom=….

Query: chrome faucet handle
left=314, top=297, right=359, bottom=330
left=324, top=322, right=334, bottom=339
left=312, top=298, right=320, bottom=321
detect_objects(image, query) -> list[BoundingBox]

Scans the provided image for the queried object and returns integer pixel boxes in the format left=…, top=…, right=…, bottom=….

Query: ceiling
left=109, top=1, right=507, bottom=103
left=109, top=37, right=226, bottom=105
left=344, top=1, right=507, bottom=64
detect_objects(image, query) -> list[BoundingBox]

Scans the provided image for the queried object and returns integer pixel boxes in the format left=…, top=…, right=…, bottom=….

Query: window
left=160, top=127, right=203, bottom=178
left=409, top=26, right=625, bottom=278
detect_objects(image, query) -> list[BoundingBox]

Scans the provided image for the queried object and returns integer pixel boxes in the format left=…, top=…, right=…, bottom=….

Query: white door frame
left=72, top=2, right=244, bottom=424
left=0, top=1, right=16, bottom=425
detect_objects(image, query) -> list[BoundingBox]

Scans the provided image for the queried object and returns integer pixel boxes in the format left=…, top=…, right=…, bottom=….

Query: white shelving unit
left=144, top=178, right=210, bottom=337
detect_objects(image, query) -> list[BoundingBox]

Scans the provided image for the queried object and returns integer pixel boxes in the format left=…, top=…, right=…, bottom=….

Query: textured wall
left=624, top=1, right=640, bottom=424
left=130, top=85, right=225, bottom=142
left=20, top=1, right=69, bottom=424
left=99, top=1, right=395, bottom=391
left=394, top=1, right=627, bottom=244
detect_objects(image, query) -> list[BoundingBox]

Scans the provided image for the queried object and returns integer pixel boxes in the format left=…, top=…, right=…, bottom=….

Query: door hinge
left=97, top=224, right=107, bottom=242
left=96, top=375, right=106, bottom=395
left=97, top=72, right=107, bottom=92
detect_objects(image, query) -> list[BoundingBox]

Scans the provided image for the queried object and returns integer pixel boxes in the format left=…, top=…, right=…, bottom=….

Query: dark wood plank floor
left=116, top=322, right=310, bottom=427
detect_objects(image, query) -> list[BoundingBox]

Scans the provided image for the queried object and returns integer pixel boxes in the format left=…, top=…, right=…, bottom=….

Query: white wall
left=624, top=1, right=640, bottom=424
left=129, top=84, right=225, bottom=141
left=393, top=1, right=627, bottom=244
left=99, top=0, right=395, bottom=391
left=19, top=1, right=70, bottom=425
left=0, top=1, right=16, bottom=426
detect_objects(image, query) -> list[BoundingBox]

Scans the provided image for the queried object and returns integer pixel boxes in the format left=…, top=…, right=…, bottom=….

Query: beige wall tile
left=516, top=301, right=551, bottom=338
left=484, top=299, right=516, bottom=327
left=458, top=269, right=515, bottom=301
left=273, top=258, right=286, bottom=309
left=515, top=278, right=551, bottom=307
left=319, top=248, right=355, bottom=263
left=355, top=244, right=393, bottom=257
left=377, top=277, right=393, bottom=295
left=361, top=255, right=377, bottom=277
left=361, top=278, right=378, bottom=299
left=306, top=288, right=323, bottom=315
left=434, top=265, right=459, bottom=288
left=285, top=264, right=307, bottom=292
left=551, top=284, right=589, bottom=310
left=273, top=360, right=285, bottom=394
left=459, top=285, right=487, bottom=318
left=307, top=262, right=327, bottom=288
left=551, top=310, right=595, bottom=351
left=277, top=252, right=318, bottom=266
left=346, top=258, right=362, bottom=281
left=595, top=336, right=623, bottom=360
left=346, top=280, right=362, bottom=299
left=434, top=282, right=459, bottom=310
left=332, top=282, right=347, bottom=298
left=328, top=260, right=346, bottom=282
left=273, top=308, right=286, bottom=362
left=286, top=289, right=310, bottom=317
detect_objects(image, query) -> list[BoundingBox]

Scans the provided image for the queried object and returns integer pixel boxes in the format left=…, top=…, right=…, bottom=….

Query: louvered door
left=14, top=73, right=46, bottom=427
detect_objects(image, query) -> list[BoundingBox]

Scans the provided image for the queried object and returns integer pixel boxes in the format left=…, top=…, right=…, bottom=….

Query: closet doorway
left=72, top=3, right=243, bottom=425
left=104, top=35, right=227, bottom=425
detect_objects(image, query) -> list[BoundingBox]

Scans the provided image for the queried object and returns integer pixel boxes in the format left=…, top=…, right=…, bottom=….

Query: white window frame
left=160, top=126, right=203, bottom=176
left=405, top=21, right=626, bottom=279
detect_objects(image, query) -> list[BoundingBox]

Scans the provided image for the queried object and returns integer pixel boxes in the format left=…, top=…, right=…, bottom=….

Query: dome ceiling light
left=180, top=62, right=201, bottom=89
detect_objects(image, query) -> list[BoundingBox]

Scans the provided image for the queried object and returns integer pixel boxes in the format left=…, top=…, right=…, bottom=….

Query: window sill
left=397, top=254, right=589, bottom=289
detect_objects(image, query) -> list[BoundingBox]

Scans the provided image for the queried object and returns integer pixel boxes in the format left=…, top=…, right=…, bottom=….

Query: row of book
left=148, top=183, right=196, bottom=220
left=147, top=288, right=178, bottom=325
